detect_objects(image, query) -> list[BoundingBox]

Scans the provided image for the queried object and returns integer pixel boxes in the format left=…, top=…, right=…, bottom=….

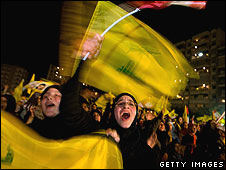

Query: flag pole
left=83, top=8, right=141, bottom=61
left=216, top=111, right=225, bottom=123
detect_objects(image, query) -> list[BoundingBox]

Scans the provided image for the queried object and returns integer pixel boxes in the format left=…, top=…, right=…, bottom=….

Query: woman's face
left=1, top=96, right=7, bottom=110
left=114, top=95, right=137, bottom=128
left=93, top=112, right=101, bottom=122
left=41, top=88, right=62, bottom=117
left=159, top=122, right=166, bottom=131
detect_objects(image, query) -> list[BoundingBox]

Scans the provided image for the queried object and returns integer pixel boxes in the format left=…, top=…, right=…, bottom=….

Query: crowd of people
left=1, top=33, right=225, bottom=169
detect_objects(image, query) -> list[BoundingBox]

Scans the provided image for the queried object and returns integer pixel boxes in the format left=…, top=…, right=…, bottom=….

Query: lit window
left=198, top=52, right=203, bottom=57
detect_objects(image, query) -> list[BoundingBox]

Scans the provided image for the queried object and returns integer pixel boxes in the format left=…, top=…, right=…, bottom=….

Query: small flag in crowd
left=183, top=105, right=189, bottom=123
left=13, top=79, right=24, bottom=102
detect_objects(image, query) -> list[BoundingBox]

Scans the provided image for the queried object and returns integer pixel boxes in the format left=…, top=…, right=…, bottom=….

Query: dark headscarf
left=1, top=94, right=16, bottom=114
left=40, top=85, right=62, bottom=100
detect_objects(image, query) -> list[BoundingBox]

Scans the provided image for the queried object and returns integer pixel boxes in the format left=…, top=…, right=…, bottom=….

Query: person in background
left=79, top=85, right=99, bottom=112
left=90, top=109, right=102, bottom=123
left=1, top=94, right=16, bottom=115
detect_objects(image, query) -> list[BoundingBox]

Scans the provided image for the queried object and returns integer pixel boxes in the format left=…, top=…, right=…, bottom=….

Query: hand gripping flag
left=75, top=1, right=200, bottom=106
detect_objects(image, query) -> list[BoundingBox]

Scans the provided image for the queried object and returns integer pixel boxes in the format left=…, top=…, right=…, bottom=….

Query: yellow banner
left=1, top=111, right=123, bottom=169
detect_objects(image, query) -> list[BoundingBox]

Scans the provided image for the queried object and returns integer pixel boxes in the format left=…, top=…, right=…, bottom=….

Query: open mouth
left=122, top=112, right=130, bottom=120
left=46, top=103, right=55, bottom=108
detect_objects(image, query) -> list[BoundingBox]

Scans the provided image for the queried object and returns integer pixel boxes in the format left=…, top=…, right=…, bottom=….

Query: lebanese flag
left=127, top=1, right=207, bottom=10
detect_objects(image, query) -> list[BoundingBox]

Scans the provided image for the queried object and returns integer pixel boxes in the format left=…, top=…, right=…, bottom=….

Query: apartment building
left=171, top=28, right=225, bottom=114
left=47, top=64, right=66, bottom=84
left=1, top=64, right=28, bottom=93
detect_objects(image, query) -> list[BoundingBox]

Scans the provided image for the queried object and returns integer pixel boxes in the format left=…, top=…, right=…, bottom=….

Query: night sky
left=1, top=1, right=225, bottom=80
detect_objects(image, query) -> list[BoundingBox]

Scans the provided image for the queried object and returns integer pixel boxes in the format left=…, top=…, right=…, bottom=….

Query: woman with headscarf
left=28, top=34, right=104, bottom=139
left=1, top=94, right=16, bottom=114
left=106, top=93, right=161, bottom=169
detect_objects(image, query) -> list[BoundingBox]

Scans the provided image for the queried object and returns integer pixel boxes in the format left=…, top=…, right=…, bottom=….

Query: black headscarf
left=40, top=85, right=62, bottom=100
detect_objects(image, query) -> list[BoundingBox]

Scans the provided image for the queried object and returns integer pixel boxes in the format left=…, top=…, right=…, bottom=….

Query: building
left=47, top=64, right=66, bottom=84
left=1, top=64, right=28, bottom=93
left=171, top=28, right=225, bottom=114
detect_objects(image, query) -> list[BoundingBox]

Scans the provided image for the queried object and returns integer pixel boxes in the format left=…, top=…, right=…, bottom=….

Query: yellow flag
left=95, top=92, right=115, bottom=109
left=13, top=79, right=24, bottom=102
left=27, top=74, right=35, bottom=94
left=1, top=111, right=123, bottom=169
left=154, top=96, right=166, bottom=113
left=169, top=109, right=178, bottom=119
left=75, top=1, right=199, bottom=106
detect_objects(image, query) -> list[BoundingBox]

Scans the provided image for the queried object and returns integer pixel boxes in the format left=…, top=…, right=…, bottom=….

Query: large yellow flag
left=13, top=79, right=24, bottom=102
left=74, top=1, right=199, bottom=105
left=1, top=111, right=123, bottom=169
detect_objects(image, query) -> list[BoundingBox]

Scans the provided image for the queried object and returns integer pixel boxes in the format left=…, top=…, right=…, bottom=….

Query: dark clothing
left=156, top=129, right=171, bottom=154
left=29, top=62, right=101, bottom=139
left=142, top=116, right=162, bottom=140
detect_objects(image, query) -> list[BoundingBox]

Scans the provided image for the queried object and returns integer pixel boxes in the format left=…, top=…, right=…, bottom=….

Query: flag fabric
left=59, top=1, right=98, bottom=77
left=183, top=105, right=189, bottom=123
left=154, top=96, right=166, bottom=113
left=74, top=1, right=199, bottom=106
left=196, top=115, right=212, bottom=123
left=127, top=1, right=207, bottom=10
left=168, top=109, right=178, bottom=119
left=95, top=92, right=115, bottom=109
left=1, top=111, right=123, bottom=169
left=13, top=79, right=24, bottom=102
left=27, top=74, right=35, bottom=95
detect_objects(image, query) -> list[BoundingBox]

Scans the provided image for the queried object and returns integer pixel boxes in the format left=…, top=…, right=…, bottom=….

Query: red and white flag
left=127, top=1, right=207, bottom=10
